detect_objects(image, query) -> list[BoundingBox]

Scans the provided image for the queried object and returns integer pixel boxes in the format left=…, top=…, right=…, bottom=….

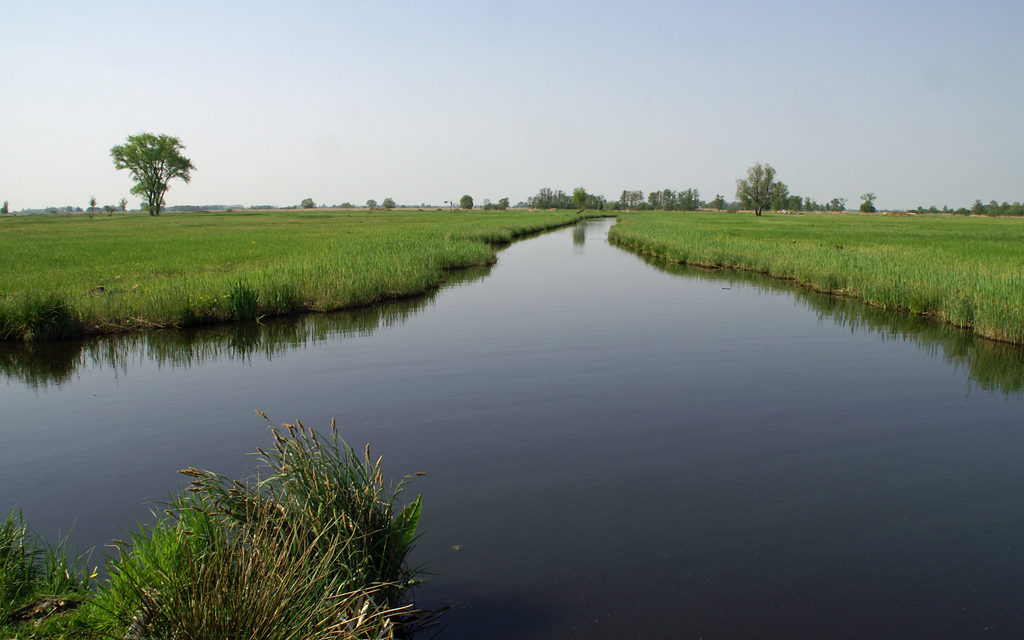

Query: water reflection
left=572, top=222, right=586, bottom=247
left=5, top=235, right=1024, bottom=397
left=627, top=250, right=1024, bottom=395
left=0, top=265, right=492, bottom=390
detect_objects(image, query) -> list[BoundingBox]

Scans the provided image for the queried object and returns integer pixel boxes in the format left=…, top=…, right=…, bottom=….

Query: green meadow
left=608, top=211, right=1024, bottom=345
left=0, top=209, right=599, bottom=341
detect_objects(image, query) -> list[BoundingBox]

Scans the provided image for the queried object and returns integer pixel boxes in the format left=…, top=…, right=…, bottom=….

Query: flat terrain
left=609, top=211, right=1024, bottom=344
left=0, top=209, right=599, bottom=340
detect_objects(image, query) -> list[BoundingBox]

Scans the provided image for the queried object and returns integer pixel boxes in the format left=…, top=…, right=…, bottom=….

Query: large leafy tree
left=110, top=133, right=195, bottom=216
left=460, top=194, right=474, bottom=210
left=735, top=162, right=777, bottom=216
left=572, top=187, right=589, bottom=211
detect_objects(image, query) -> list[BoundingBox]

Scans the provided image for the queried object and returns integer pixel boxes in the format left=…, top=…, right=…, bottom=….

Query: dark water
left=3, top=218, right=1023, bottom=639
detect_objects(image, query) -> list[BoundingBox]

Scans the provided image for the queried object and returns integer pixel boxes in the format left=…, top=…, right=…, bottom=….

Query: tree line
left=914, top=200, right=1024, bottom=217
left=11, top=135, right=1024, bottom=217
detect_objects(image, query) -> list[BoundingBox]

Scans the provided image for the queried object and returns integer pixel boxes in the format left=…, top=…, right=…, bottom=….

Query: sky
left=1, top=0, right=1022, bottom=211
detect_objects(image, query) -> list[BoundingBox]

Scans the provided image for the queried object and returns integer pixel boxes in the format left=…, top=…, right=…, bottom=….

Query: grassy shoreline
left=608, top=211, right=1024, bottom=345
left=1, top=209, right=602, bottom=341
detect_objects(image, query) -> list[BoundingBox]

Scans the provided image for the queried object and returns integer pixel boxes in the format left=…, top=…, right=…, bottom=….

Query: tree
left=572, top=187, right=589, bottom=211
left=709, top=194, right=726, bottom=211
left=1, top=201, right=8, bottom=215
left=110, top=133, right=195, bottom=216
left=366, top=199, right=377, bottom=209
left=659, top=188, right=675, bottom=210
left=619, top=190, right=643, bottom=210
left=584, top=194, right=606, bottom=210
left=460, top=195, right=474, bottom=210
left=678, top=188, right=701, bottom=211
left=829, top=197, right=847, bottom=211
left=498, top=197, right=510, bottom=210
left=647, top=190, right=662, bottom=209
left=860, top=193, right=876, bottom=213
left=382, top=197, right=396, bottom=210
left=118, top=197, right=128, bottom=212
left=735, top=163, right=777, bottom=216
left=88, top=196, right=97, bottom=217
left=301, top=198, right=316, bottom=209
left=529, top=188, right=572, bottom=209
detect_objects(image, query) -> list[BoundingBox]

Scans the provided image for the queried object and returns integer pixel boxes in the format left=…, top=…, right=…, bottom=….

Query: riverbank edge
left=606, top=217, right=1022, bottom=347
left=2, top=212, right=607, bottom=342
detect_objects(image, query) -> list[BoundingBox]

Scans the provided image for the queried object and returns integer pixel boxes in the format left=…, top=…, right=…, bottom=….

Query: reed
left=3, top=413, right=430, bottom=639
left=81, top=412, right=428, bottom=639
left=0, top=509, right=92, bottom=631
left=94, top=495, right=407, bottom=640
left=609, top=211, right=1024, bottom=344
left=1, top=209, right=601, bottom=341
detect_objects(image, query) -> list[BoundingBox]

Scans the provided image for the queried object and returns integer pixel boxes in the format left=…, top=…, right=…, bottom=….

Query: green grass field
left=0, top=209, right=598, bottom=341
left=608, top=211, right=1024, bottom=345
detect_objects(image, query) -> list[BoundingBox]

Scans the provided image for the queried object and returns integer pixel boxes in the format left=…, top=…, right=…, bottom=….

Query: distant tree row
left=523, top=173, right=854, bottom=214
left=608, top=188, right=703, bottom=211
left=914, top=200, right=1024, bottom=217
left=527, top=188, right=572, bottom=209
left=481, top=197, right=511, bottom=210
left=32, top=131, right=1024, bottom=218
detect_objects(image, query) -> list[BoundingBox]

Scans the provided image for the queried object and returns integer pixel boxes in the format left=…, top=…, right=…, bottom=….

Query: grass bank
left=1, top=209, right=602, bottom=341
left=1, top=414, right=429, bottom=639
left=608, top=211, right=1024, bottom=345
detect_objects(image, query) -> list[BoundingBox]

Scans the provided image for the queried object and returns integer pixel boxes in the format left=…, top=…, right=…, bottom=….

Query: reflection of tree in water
left=0, top=265, right=492, bottom=389
left=631, top=251, right=1024, bottom=396
left=572, top=224, right=586, bottom=247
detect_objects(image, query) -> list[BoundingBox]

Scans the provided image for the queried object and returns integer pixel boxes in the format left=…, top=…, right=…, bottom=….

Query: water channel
left=3, top=218, right=1023, bottom=639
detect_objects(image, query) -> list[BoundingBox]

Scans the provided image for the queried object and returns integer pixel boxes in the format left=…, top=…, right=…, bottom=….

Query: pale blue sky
left=2, top=0, right=1021, bottom=210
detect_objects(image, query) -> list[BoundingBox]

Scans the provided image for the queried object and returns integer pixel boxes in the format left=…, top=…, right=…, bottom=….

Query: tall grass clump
left=1, top=508, right=92, bottom=628
left=0, top=509, right=35, bottom=615
left=0, top=294, right=82, bottom=342
left=228, top=280, right=261, bottom=321
left=91, top=412, right=427, bottom=640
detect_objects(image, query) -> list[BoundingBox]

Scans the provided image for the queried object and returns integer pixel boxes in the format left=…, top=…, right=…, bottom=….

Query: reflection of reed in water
left=0, top=265, right=492, bottom=389
left=630, top=250, right=1024, bottom=396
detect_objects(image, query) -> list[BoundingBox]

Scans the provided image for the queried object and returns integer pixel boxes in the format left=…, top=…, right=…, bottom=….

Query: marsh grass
left=609, top=211, right=1024, bottom=344
left=74, top=412, right=428, bottom=640
left=1, top=209, right=603, bottom=341
left=228, top=280, right=261, bottom=321
left=93, top=497, right=406, bottom=640
left=0, top=509, right=35, bottom=614
left=0, top=295, right=81, bottom=341
left=0, top=509, right=92, bottom=629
